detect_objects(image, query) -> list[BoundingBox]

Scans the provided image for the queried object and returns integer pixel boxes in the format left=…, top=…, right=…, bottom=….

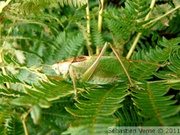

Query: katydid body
left=52, top=42, right=134, bottom=99
left=69, top=56, right=129, bottom=84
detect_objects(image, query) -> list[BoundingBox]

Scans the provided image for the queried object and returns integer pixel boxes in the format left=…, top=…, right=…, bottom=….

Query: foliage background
left=0, top=0, right=180, bottom=134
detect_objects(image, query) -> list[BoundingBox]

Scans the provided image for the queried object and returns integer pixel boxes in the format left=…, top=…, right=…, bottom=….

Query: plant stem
left=98, top=0, right=104, bottom=32
left=0, top=27, right=13, bottom=89
left=0, top=0, right=12, bottom=13
left=86, top=1, right=93, bottom=56
left=126, top=33, right=142, bottom=59
left=143, top=5, right=180, bottom=28
left=148, top=79, right=180, bottom=84
left=22, top=109, right=31, bottom=135
left=126, top=0, right=156, bottom=59
left=96, top=0, right=104, bottom=55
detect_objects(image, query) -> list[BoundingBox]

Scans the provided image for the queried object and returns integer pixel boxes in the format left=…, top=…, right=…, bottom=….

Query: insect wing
left=71, top=56, right=129, bottom=84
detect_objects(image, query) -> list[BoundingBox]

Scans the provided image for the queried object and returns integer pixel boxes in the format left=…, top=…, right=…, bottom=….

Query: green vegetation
left=0, top=0, right=180, bottom=134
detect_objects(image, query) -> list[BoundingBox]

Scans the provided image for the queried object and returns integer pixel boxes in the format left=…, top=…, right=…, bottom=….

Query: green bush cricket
left=52, top=42, right=134, bottom=99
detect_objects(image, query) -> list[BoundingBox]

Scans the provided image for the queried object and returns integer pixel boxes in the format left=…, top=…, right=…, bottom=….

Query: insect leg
left=69, top=69, right=78, bottom=99
left=108, top=43, right=135, bottom=87
left=81, top=42, right=109, bottom=82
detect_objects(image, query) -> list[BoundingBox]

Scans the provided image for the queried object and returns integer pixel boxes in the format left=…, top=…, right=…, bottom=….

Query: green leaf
left=30, top=105, right=42, bottom=125
left=59, top=0, right=87, bottom=7
left=32, top=79, right=74, bottom=101
left=132, top=82, right=180, bottom=126
left=168, top=50, right=180, bottom=77
left=10, top=95, right=51, bottom=108
left=54, top=32, right=85, bottom=61
left=64, top=84, right=129, bottom=135
left=0, top=74, right=21, bottom=84
left=10, top=96, right=37, bottom=107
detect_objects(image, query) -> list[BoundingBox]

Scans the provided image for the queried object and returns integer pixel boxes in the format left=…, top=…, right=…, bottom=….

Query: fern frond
left=91, top=20, right=105, bottom=48
left=27, top=79, right=74, bottom=101
left=0, top=0, right=180, bottom=133
left=0, top=106, right=12, bottom=125
left=2, top=54, right=47, bottom=85
left=54, top=32, right=85, bottom=60
left=0, top=105, right=24, bottom=135
left=115, top=104, right=147, bottom=126
left=0, top=74, right=21, bottom=84
left=2, top=115, right=24, bottom=135
left=29, top=98, right=75, bottom=134
left=150, top=3, right=177, bottom=31
left=130, top=46, right=168, bottom=81
left=167, top=49, right=180, bottom=77
left=130, top=37, right=180, bottom=81
left=59, top=0, right=87, bottom=7
left=64, top=84, right=129, bottom=135
left=161, top=11, right=180, bottom=35
left=104, top=9, right=132, bottom=41
left=104, top=0, right=150, bottom=53
left=13, top=0, right=87, bottom=15
left=11, top=95, right=51, bottom=109
left=132, top=82, right=180, bottom=126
